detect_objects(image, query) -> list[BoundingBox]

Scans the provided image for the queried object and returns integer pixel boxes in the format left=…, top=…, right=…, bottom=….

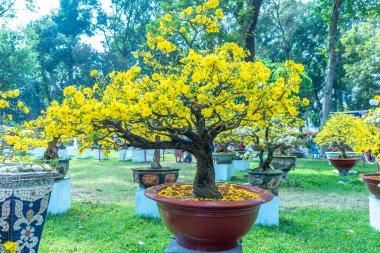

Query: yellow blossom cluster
left=315, top=113, right=367, bottom=157
left=158, top=183, right=261, bottom=201
left=352, top=104, right=380, bottom=158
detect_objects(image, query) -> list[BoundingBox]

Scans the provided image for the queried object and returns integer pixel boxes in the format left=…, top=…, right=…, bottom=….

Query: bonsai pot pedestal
left=136, top=188, right=159, bottom=218
left=369, top=195, right=380, bottom=231
left=48, top=177, right=71, bottom=214
left=165, top=238, right=242, bottom=253
left=232, top=160, right=250, bottom=172
left=255, top=196, right=279, bottom=226
left=214, top=164, right=233, bottom=181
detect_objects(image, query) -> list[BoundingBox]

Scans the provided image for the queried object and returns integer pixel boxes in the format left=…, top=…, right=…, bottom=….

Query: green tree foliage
left=341, top=19, right=380, bottom=109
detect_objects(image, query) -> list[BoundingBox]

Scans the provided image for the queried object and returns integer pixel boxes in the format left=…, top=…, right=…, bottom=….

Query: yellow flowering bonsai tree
left=353, top=98, right=380, bottom=171
left=315, top=113, right=366, bottom=158
left=28, top=1, right=306, bottom=199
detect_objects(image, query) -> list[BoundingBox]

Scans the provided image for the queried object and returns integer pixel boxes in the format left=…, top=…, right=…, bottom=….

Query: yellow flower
left=90, top=70, right=98, bottom=76
left=64, top=86, right=76, bottom=96
left=17, top=101, right=24, bottom=107
left=302, top=98, right=309, bottom=106
left=215, top=9, right=224, bottom=19
left=83, top=87, right=91, bottom=95
left=7, top=114, right=12, bottom=120
left=3, top=241, right=17, bottom=252
left=164, top=14, right=172, bottom=21
left=23, top=107, right=29, bottom=114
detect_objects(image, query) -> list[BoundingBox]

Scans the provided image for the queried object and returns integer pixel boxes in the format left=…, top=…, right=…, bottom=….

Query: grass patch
left=39, top=155, right=380, bottom=252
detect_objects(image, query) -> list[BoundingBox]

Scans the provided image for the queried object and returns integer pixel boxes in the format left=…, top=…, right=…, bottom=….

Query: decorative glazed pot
left=328, top=158, right=360, bottom=171
left=247, top=170, right=283, bottom=195
left=360, top=173, right=380, bottom=198
left=271, top=156, right=297, bottom=179
left=0, top=171, right=58, bottom=252
left=145, top=183, right=273, bottom=252
left=41, top=157, right=71, bottom=180
left=132, top=168, right=180, bottom=189
left=212, top=153, right=235, bottom=164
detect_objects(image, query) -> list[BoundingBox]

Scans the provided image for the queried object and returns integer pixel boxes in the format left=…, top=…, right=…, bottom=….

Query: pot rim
left=327, top=158, right=360, bottom=161
left=145, top=182, right=273, bottom=209
left=131, top=168, right=180, bottom=172
left=0, top=171, right=59, bottom=182
left=247, top=169, right=284, bottom=175
left=360, top=172, right=380, bottom=180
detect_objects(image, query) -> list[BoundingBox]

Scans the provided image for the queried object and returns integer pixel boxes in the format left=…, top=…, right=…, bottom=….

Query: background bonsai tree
left=315, top=113, right=365, bottom=158
left=26, top=1, right=305, bottom=199
left=234, top=106, right=306, bottom=171
left=353, top=97, right=380, bottom=171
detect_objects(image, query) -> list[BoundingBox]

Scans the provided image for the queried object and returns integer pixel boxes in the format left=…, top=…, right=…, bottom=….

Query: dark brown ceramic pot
left=328, top=158, right=360, bottom=170
left=132, top=168, right=180, bottom=189
left=145, top=183, right=273, bottom=252
left=360, top=173, right=380, bottom=198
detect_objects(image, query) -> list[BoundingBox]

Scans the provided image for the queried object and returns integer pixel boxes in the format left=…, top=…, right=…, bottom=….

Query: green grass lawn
left=39, top=155, right=380, bottom=252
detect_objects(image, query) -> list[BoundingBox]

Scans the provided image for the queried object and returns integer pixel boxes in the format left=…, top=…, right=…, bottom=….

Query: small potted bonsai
left=132, top=136, right=180, bottom=189
left=33, top=2, right=306, bottom=251
left=315, top=113, right=364, bottom=174
left=236, top=101, right=307, bottom=193
left=212, top=142, right=236, bottom=164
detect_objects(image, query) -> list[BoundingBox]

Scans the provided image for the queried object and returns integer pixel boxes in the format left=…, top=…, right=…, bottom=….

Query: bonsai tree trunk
left=260, top=147, right=274, bottom=171
left=338, top=142, right=347, bottom=158
left=192, top=146, right=222, bottom=199
left=44, top=137, right=59, bottom=160
left=151, top=135, right=162, bottom=169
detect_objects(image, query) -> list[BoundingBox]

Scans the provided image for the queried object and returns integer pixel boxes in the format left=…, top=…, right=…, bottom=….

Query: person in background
left=183, top=136, right=192, bottom=163
left=174, top=149, right=183, bottom=163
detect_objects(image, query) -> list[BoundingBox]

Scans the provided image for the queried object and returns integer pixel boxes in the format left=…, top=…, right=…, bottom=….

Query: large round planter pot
left=212, top=153, right=235, bottom=164
left=41, top=157, right=71, bottom=180
left=0, top=170, right=58, bottom=252
left=328, top=158, right=360, bottom=170
left=145, top=183, right=273, bottom=252
left=132, top=168, right=180, bottom=189
left=247, top=170, right=283, bottom=195
left=360, top=173, right=380, bottom=198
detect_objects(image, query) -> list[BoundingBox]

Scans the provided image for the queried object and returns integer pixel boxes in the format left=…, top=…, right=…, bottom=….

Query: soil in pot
left=145, top=183, right=273, bottom=252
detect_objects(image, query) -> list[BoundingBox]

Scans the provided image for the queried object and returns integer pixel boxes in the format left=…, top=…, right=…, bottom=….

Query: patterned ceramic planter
left=212, top=153, right=235, bottom=164
left=247, top=170, right=283, bottom=196
left=271, top=156, right=297, bottom=179
left=41, top=158, right=71, bottom=180
left=132, top=168, right=180, bottom=189
left=0, top=171, right=58, bottom=253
